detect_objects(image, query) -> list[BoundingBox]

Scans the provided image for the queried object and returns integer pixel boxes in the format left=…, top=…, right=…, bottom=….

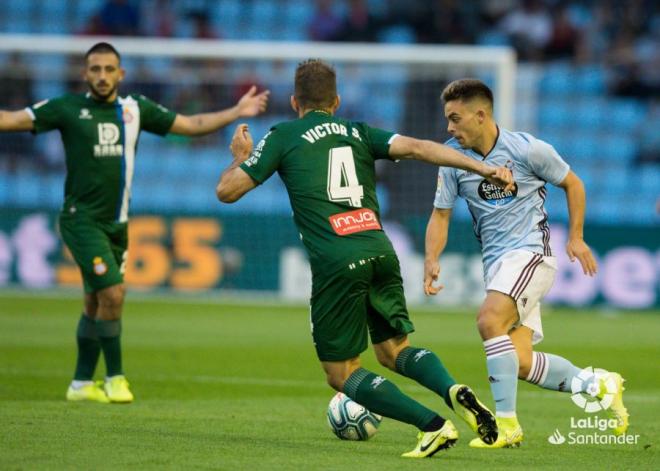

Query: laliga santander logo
left=570, top=367, right=616, bottom=413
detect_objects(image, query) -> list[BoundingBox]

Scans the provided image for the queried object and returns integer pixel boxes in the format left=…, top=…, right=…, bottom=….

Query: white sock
left=71, top=380, right=93, bottom=389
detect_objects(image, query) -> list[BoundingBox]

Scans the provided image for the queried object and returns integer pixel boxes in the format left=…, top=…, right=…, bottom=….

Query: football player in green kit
left=216, top=59, right=515, bottom=458
left=0, top=42, right=269, bottom=403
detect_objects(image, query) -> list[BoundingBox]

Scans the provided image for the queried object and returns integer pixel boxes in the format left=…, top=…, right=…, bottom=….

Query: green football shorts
left=310, top=253, right=415, bottom=362
left=58, top=214, right=128, bottom=293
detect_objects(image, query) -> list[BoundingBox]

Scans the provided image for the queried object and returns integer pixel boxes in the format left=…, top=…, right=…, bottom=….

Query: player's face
left=84, top=53, right=124, bottom=102
left=444, top=99, right=482, bottom=149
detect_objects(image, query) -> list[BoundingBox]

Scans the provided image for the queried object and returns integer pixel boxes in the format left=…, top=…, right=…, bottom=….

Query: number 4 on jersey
left=327, top=146, right=364, bottom=207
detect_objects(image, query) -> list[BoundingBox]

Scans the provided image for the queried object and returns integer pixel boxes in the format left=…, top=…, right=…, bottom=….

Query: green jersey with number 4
left=28, top=93, right=176, bottom=222
left=240, top=110, right=398, bottom=272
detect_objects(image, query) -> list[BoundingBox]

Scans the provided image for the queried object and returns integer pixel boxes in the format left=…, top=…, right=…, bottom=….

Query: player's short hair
left=294, top=59, right=337, bottom=110
left=85, top=42, right=121, bottom=62
left=441, top=79, right=493, bottom=108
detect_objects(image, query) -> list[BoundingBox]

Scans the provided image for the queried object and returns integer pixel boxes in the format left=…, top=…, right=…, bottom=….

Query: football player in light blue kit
left=424, top=79, right=628, bottom=448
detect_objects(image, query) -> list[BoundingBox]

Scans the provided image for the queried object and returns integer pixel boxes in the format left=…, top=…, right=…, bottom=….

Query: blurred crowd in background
left=0, top=0, right=658, bottom=224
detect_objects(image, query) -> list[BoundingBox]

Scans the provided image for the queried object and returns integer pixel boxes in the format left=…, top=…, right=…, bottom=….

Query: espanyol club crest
left=93, top=256, right=108, bottom=276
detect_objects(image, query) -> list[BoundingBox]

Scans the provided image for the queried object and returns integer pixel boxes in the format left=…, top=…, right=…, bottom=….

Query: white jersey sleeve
left=433, top=166, right=459, bottom=209
left=527, top=138, right=570, bottom=186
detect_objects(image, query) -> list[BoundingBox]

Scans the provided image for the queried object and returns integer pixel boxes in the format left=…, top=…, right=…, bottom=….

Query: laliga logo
left=570, top=367, right=616, bottom=413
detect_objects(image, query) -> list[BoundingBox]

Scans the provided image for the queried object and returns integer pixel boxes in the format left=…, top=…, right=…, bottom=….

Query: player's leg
left=322, top=357, right=456, bottom=458
left=313, top=258, right=454, bottom=457
left=511, top=325, right=628, bottom=435
left=365, top=254, right=496, bottom=444
left=470, top=290, right=523, bottom=448
left=366, top=255, right=456, bottom=409
left=66, top=290, right=109, bottom=402
left=61, top=216, right=132, bottom=403
left=373, top=335, right=497, bottom=445
left=97, top=223, right=133, bottom=403
left=59, top=218, right=112, bottom=402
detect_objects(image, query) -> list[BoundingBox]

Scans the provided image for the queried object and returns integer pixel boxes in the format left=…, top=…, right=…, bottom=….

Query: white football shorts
left=485, top=249, right=557, bottom=345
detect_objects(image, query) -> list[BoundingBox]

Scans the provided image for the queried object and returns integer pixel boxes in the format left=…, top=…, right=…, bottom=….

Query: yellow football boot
left=66, top=381, right=110, bottom=403
left=469, top=416, right=523, bottom=448
left=104, top=375, right=134, bottom=403
left=599, top=372, right=629, bottom=435
left=401, top=420, right=458, bottom=458
left=449, top=384, right=498, bottom=445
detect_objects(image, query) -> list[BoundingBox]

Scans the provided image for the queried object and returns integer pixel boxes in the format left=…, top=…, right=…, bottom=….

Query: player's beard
left=88, top=81, right=117, bottom=102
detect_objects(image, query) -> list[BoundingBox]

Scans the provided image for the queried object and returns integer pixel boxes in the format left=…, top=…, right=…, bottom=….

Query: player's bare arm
left=170, top=85, right=269, bottom=136
left=0, top=109, right=34, bottom=132
left=389, top=135, right=515, bottom=191
left=424, top=208, right=452, bottom=296
left=557, top=170, right=598, bottom=276
left=216, top=124, right=257, bottom=203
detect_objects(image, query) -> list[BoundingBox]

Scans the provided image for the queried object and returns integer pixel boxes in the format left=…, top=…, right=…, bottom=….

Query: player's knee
left=325, top=372, right=344, bottom=392
left=97, top=285, right=125, bottom=312
left=477, top=306, right=512, bottom=339
left=374, top=350, right=397, bottom=371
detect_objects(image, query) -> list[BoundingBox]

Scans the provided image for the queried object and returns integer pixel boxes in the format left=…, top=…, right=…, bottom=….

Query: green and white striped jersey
left=28, top=92, right=176, bottom=222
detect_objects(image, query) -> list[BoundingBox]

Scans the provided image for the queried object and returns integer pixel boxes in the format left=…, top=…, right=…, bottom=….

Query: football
left=327, top=392, right=382, bottom=441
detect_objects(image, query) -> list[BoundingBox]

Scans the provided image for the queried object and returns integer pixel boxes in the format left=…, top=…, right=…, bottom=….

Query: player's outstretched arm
left=389, top=135, right=515, bottom=192
left=216, top=124, right=258, bottom=203
left=424, top=208, right=452, bottom=296
left=0, top=109, right=34, bottom=132
left=557, top=170, right=598, bottom=276
left=170, top=85, right=270, bottom=137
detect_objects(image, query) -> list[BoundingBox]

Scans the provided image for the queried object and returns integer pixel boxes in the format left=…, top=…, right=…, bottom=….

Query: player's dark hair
left=84, top=42, right=121, bottom=62
left=441, top=79, right=494, bottom=108
left=294, top=59, right=337, bottom=110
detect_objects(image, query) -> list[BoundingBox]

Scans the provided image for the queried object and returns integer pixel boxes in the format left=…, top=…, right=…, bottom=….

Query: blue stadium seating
left=0, top=1, right=657, bottom=226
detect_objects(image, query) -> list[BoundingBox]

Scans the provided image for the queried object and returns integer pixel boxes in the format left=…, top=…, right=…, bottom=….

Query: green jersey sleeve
left=362, top=123, right=397, bottom=160
left=240, top=128, right=285, bottom=184
left=29, top=97, right=66, bottom=134
left=135, top=94, right=177, bottom=135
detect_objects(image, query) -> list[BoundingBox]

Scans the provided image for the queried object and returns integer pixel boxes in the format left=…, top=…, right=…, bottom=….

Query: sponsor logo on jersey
left=93, top=256, right=108, bottom=276
left=329, top=208, right=381, bottom=236
left=477, top=179, right=517, bottom=206
left=244, top=131, right=271, bottom=167
left=78, top=108, right=92, bottom=119
left=94, top=122, right=123, bottom=157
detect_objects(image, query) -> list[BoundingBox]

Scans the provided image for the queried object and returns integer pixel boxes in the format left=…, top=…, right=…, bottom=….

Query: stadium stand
left=0, top=0, right=657, bottom=224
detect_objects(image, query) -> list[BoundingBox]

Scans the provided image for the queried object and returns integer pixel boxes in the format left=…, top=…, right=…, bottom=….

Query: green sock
left=96, top=319, right=123, bottom=377
left=343, top=368, right=441, bottom=431
left=395, top=347, right=456, bottom=409
left=74, top=314, right=101, bottom=380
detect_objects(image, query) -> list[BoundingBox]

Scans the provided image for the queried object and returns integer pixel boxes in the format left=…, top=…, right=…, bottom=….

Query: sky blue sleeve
left=527, top=138, right=570, bottom=186
left=433, top=166, right=458, bottom=209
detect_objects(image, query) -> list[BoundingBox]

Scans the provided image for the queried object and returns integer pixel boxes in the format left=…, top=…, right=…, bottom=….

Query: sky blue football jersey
left=433, top=127, right=570, bottom=275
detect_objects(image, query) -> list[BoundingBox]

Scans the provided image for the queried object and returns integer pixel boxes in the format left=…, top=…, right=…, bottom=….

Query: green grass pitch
left=1, top=292, right=658, bottom=470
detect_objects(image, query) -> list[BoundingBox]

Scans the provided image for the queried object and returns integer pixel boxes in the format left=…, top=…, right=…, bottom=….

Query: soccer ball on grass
left=327, top=392, right=382, bottom=441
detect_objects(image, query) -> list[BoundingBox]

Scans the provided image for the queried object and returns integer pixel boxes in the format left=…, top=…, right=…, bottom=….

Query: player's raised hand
left=566, top=238, right=598, bottom=276
left=229, top=123, right=253, bottom=161
left=423, top=258, right=444, bottom=296
left=236, top=85, right=270, bottom=118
